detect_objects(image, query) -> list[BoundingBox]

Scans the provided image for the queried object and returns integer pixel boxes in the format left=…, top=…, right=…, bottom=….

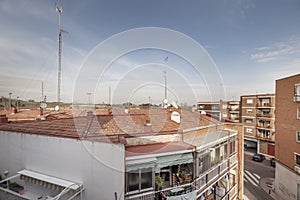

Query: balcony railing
left=256, top=103, right=272, bottom=107
left=256, top=113, right=273, bottom=118
left=256, top=124, right=272, bottom=129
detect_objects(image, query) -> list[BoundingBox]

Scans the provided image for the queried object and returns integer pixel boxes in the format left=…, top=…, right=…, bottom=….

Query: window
left=246, top=128, right=253, bottom=133
left=247, top=109, right=253, bottom=114
left=297, top=131, right=300, bottom=143
left=222, top=105, right=227, bottom=109
left=127, top=170, right=139, bottom=192
left=298, top=108, right=300, bottom=119
left=295, top=84, right=300, bottom=102
left=199, top=153, right=210, bottom=174
left=126, top=168, right=153, bottom=192
left=296, top=154, right=300, bottom=166
left=222, top=113, right=227, bottom=118
left=295, top=84, right=300, bottom=95
left=245, top=119, right=253, bottom=124
left=261, top=98, right=270, bottom=106
left=246, top=99, right=253, bottom=104
left=141, top=170, right=152, bottom=189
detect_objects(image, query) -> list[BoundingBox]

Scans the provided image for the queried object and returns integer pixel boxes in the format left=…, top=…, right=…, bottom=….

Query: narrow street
left=244, top=150, right=275, bottom=200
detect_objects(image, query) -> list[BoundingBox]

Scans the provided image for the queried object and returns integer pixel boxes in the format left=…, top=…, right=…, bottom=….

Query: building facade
left=240, top=94, right=275, bottom=156
left=0, top=108, right=243, bottom=200
left=275, top=74, right=300, bottom=200
left=197, top=101, right=240, bottom=123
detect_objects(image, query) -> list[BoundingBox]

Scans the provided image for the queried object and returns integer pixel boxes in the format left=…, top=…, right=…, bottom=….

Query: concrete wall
left=0, top=131, right=125, bottom=200
left=275, top=162, right=298, bottom=200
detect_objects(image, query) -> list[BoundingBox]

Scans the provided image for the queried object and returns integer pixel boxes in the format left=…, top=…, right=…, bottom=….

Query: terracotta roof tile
left=0, top=108, right=221, bottom=143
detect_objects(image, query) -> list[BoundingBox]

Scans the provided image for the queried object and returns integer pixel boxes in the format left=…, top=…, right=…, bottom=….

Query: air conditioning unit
left=294, top=96, right=300, bottom=102
left=294, top=166, right=300, bottom=174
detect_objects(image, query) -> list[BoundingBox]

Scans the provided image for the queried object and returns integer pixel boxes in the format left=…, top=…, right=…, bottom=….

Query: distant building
left=240, top=94, right=275, bottom=156
left=275, top=74, right=300, bottom=200
left=197, top=100, right=240, bottom=123
left=0, top=108, right=244, bottom=200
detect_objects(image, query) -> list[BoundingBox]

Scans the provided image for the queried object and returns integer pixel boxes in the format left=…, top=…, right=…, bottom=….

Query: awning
left=156, top=153, right=193, bottom=168
left=18, top=170, right=81, bottom=190
left=126, top=157, right=156, bottom=172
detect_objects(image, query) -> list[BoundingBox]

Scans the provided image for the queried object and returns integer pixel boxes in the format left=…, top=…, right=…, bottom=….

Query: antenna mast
left=56, top=3, right=67, bottom=103
left=164, top=71, right=167, bottom=100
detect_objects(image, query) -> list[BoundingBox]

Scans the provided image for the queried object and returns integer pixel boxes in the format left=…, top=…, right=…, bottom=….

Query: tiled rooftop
left=0, top=109, right=73, bottom=121
left=0, top=108, right=221, bottom=143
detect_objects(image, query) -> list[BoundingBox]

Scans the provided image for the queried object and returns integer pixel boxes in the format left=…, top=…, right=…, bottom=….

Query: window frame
left=246, top=128, right=253, bottom=133
left=295, top=84, right=300, bottom=95
left=297, top=108, right=300, bottom=120
left=296, top=153, right=300, bottom=166
left=297, top=131, right=300, bottom=143
left=126, top=168, right=154, bottom=193
left=246, top=109, right=253, bottom=114
left=246, top=99, right=253, bottom=104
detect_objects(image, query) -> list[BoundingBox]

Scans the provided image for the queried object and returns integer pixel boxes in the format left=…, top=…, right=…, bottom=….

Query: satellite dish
left=55, top=105, right=60, bottom=111
left=201, top=110, right=206, bottom=115
left=163, top=99, right=168, bottom=104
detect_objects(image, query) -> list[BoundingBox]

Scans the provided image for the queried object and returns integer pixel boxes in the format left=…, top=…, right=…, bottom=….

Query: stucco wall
left=275, top=162, right=298, bottom=200
left=0, top=131, right=125, bottom=200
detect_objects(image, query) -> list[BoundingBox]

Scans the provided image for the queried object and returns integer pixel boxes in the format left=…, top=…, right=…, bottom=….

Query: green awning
left=126, top=162, right=155, bottom=172
left=156, top=153, right=193, bottom=168
left=126, top=157, right=157, bottom=172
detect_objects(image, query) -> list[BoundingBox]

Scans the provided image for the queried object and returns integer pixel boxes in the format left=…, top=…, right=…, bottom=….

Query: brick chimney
left=37, top=107, right=43, bottom=116
left=11, top=107, right=17, bottom=114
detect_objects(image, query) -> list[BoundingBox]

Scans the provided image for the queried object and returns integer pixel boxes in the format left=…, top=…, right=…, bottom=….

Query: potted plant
left=9, top=182, right=24, bottom=195
left=155, top=176, right=164, bottom=190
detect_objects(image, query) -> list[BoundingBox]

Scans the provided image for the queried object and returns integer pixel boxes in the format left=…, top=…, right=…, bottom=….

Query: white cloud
left=251, top=35, right=300, bottom=63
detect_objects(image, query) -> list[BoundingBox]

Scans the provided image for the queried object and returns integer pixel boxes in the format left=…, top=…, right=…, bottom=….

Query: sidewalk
left=260, top=177, right=283, bottom=200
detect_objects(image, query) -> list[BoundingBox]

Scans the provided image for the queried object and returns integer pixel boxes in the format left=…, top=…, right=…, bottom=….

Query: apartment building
left=240, top=94, right=275, bottom=156
left=0, top=108, right=244, bottom=200
left=275, top=74, right=300, bottom=200
left=197, top=101, right=240, bottom=123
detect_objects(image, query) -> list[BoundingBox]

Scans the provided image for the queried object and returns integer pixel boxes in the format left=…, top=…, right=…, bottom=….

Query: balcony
left=126, top=154, right=238, bottom=200
left=256, top=113, right=273, bottom=118
left=256, top=123, right=272, bottom=129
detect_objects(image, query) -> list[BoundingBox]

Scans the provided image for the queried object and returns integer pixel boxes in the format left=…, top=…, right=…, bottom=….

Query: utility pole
left=87, top=93, right=92, bottom=105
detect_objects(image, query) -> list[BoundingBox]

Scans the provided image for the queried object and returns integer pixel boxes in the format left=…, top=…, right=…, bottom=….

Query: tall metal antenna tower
left=56, top=3, right=67, bottom=102
left=164, top=71, right=167, bottom=100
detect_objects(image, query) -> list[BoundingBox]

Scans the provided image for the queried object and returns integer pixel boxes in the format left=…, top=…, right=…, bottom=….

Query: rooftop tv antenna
left=56, top=2, right=67, bottom=102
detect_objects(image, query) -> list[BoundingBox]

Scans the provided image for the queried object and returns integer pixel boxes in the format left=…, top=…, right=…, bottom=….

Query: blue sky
left=0, top=0, right=300, bottom=105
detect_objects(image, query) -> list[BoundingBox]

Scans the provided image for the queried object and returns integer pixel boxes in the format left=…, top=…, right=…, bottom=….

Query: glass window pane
left=296, top=155, right=300, bottom=165
left=141, top=168, right=152, bottom=189
left=127, top=171, right=139, bottom=192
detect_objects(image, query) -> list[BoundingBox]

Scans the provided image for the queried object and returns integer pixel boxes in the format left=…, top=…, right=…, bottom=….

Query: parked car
left=252, top=153, right=265, bottom=162
left=270, top=158, right=276, bottom=167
